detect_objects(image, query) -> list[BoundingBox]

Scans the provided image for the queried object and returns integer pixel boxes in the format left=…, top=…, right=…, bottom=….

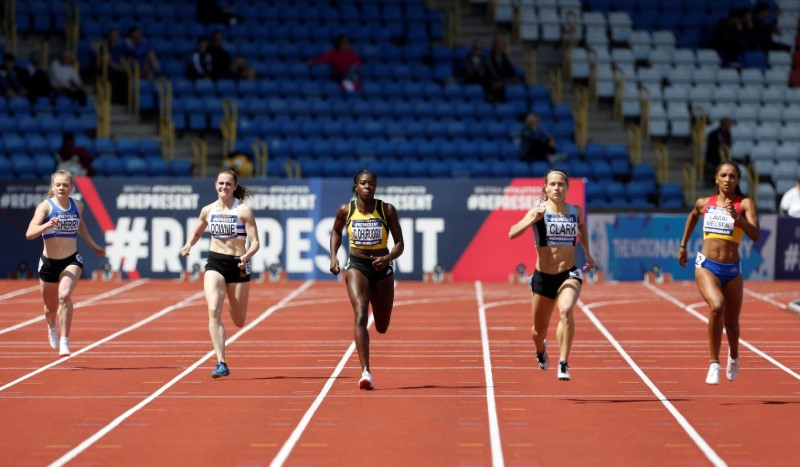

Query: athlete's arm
left=678, top=197, right=707, bottom=267
left=25, top=201, right=54, bottom=240
left=238, top=204, right=260, bottom=267
left=329, top=204, right=349, bottom=275
left=76, top=200, right=106, bottom=256
left=576, top=206, right=595, bottom=270
left=372, top=202, right=404, bottom=271
left=180, top=205, right=210, bottom=257
left=735, top=197, right=760, bottom=242
left=508, top=205, right=544, bottom=239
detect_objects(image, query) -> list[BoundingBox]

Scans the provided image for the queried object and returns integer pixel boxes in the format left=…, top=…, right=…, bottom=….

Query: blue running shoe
left=211, top=362, right=229, bottom=378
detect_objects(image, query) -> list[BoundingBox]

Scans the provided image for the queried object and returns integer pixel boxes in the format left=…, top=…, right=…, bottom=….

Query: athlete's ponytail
left=219, top=169, right=252, bottom=201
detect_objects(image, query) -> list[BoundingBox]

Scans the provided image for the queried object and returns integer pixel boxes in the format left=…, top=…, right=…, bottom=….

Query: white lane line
left=474, top=281, right=505, bottom=467
left=578, top=299, right=727, bottom=467
left=645, top=282, right=800, bottom=380
left=0, top=285, right=40, bottom=300
left=0, top=287, right=200, bottom=394
left=0, top=280, right=148, bottom=335
left=743, top=288, right=788, bottom=309
left=269, top=313, right=374, bottom=467
left=49, top=280, right=314, bottom=467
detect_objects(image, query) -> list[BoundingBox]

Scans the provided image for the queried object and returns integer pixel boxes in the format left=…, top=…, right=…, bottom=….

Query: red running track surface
left=0, top=278, right=798, bottom=466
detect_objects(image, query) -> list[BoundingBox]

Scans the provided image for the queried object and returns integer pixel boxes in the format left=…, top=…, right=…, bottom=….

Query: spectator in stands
left=208, top=30, right=256, bottom=80
left=752, top=2, right=791, bottom=52
left=705, top=118, right=734, bottom=184
left=25, top=51, right=55, bottom=104
left=123, top=26, right=161, bottom=80
left=49, top=51, right=88, bottom=106
left=0, top=53, right=24, bottom=97
left=100, top=28, right=130, bottom=104
left=188, top=37, right=213, bottom=80
left=484, top=37, right=520, bottom=102
left=57, top=132, right=94, bottom=177
left=779, top=178, right=800, bottom=217
left=197, top=0, right=241, bottom=25
left=462, top=41, right=488, bottom=87
left=518, top=113, right=562, bottom=163
left=709, top=10, right=747, bottom=66
left=308, top=34, right=362, bottom=92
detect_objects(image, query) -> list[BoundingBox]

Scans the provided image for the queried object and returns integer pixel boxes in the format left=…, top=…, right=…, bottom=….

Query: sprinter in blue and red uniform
left=329, top=169, right=404, bottom=390
left=26, top=170, right=105, bottom=357
left=678, top=161, right=760, bottom=385
left=509, top=168, right=595, bottom=381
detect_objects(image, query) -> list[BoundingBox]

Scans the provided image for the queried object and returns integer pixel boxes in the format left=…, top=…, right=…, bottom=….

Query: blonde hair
left=46, top=170, right=74, bottom=199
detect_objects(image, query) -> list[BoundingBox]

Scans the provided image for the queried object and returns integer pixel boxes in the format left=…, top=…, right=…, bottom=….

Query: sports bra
left=346, top=199, right=389, bottom=250
left=532, top=203, right=579, bottom=247
left=702, top=195, right=744, bottom=244
left=42, top=198, right=80, bottom=240
left=208, top=199, right=246, bottom=240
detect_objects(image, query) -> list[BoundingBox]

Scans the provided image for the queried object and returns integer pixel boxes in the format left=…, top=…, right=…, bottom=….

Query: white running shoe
left=536, top=340, right=549, bottom=371
left=59, top=337, right=70, bottom=357
left=706, top=362, right=720, bottom=385
left=48, top=324, right=58, bottom=350
left=726, top=354, right=739, bottom=381
left=557, top=361, right=570, bottom=381
left=358, top=370, right=374, bottom=390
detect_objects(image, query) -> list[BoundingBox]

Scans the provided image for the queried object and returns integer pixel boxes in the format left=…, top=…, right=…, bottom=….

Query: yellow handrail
left=447, top=2, right=460, bottom=47
left=691, top=106, right=707, bottom=184
left=681, top=163, right=696, bottom=206
left=252, top=139, right=269, bottom=178
left=220, top=99, right=238, bottom=159
left=156, top=78, right=175, bottom=160
left=525, top=48, right=537, bottom=85
left=64, top=2, right=80, bottom=58
left=192, top=138, right=208, bottom=178
left=94, top=79, right=111, bottom=138
left=612, top=66, right=625, bottom=121
left=562, top=11, right=579, bottom=81
left=548, top=67, right=562, bottom=104
left=747, top=162, right=759, bottom=206
left=654, top=142, right=669, bottom=185
left=587, top=49, right=598, bottom=102
left=285, top=159, right=301, bottom=179
left=127, top=61, right=140, bottom=116
left=627, top=123, right=642, bottom=164
left=574, top=85, right=588, bottom=152
left=2, top=0, right=17, bottom=56
left=639, top=86, right=650, bottom=140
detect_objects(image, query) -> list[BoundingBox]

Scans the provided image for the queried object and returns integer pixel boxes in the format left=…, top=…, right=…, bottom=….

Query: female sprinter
left=678, top=161, right=759, bottom=384
left=329, top=169, right=404, bottom=390
left=25, top=170, right=106, bottom=357
left=508, top=168, right=595, bottom=381
left=181, top=170, right=260, bottom=378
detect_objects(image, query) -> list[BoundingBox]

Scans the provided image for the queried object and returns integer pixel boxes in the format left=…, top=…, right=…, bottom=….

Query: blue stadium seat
left=170, top=158, right=193, bottom=177
left=0, top=156, right=13, bottom=179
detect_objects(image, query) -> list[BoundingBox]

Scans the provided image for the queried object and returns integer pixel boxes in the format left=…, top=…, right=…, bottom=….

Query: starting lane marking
left=743, top=288, right=789, bottom=310
left=474, top=281, right=505, bottom=467
left=48, top=280, right=313, bottom=467
left=0, top=285, right=40, bottom=300
left=578, top=299, right=727, bottom=467
left=0, top=288, right=204, bottom=394
left=0, top=280, right=148, bottom=336
left=645, top=282, right=800, bottom=381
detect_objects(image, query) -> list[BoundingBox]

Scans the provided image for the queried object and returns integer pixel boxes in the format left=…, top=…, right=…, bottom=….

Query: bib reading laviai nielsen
left=703, top=206, right=735, bottom=236
left=351, top=219, right=383, bottom=247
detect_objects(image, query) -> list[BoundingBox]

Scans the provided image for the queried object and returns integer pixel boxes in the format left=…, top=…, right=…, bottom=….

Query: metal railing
left=524, top=48, right=537, bottom=85
left=156, top=78, right=175, bottom=160
left=252, top=139, right=269, bottom=178
left=747, top=162, right=759, bottom=205
left=612, top=66, right=625, bottom=121
left=64, top=2, right=80, bottom=59
left=562, top=11, right=580, bottom=81
left=654, top=142, right=669, bottom=185
left=627, top=123, right=642, bottom=164
left=285, top=159, right=301, bottom=179
left=639, top=86, right=650, bottom=140
left=681, top=163, right=697, bottom=207
left=126, top=61, right=141, bottom=116
left=220, top=99, right=238, bottom=159
left=94, top=79, right=111, bottom=138
left=446, top=2, right=461, bottom=47
left=548, top=67, right=562, bottom=104
left=191, top=138, right=208, bottom=178
left=691, top=106, right=707, bottom=185
left=574, top=85, right=589, bottom=153
left=3, top=0, right=17, bottom=56
left=587, top=49, right=598, bottom=102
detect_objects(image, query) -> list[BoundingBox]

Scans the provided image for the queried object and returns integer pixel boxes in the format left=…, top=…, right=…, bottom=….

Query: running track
left=1, top=278, right=798, bottom=466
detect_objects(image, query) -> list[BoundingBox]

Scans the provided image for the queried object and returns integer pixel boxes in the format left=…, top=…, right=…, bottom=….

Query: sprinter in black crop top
left=509, top=168, right=595, bottom=381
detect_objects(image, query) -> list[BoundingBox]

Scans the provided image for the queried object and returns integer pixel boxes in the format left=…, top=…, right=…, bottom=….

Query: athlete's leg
left=40, top=281, right=59, bottom=330
left=204, top=271, right=228, bottom=363
left=370, top=277, right=394, bottom=334
left=721, top=275, right=743, bottom=359
left=555, top=280, right=581, bottom=362
left=226, top=281, right=250, bottom=328
left=56, top=266, right=81, bottom=338
left=531, top=293, right=555, bottom=353
left=695, top=268, right=725, bottom=361
left=345, top=269, right=372, bottom=371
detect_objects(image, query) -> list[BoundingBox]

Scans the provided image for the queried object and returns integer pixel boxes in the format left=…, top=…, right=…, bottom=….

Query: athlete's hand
left=330, top=259, right=340, bottom=275
left=372, top=255, right=390, bottom=271
left=678, top=248, right=688, bottom=267
left=48, top=217, right=60, bottom=228
left=724, top=199, right=740, bottom=222
left=583, top=254, right=597, bottom=271
left=92, top=244, right=106, bottom=256
left=180, top=245, right=191, bottom=257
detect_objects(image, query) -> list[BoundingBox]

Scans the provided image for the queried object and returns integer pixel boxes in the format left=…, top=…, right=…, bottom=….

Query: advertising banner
left=775, top=217, right=800, bottom=280
left=1, top=177, right=584, bottom=282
